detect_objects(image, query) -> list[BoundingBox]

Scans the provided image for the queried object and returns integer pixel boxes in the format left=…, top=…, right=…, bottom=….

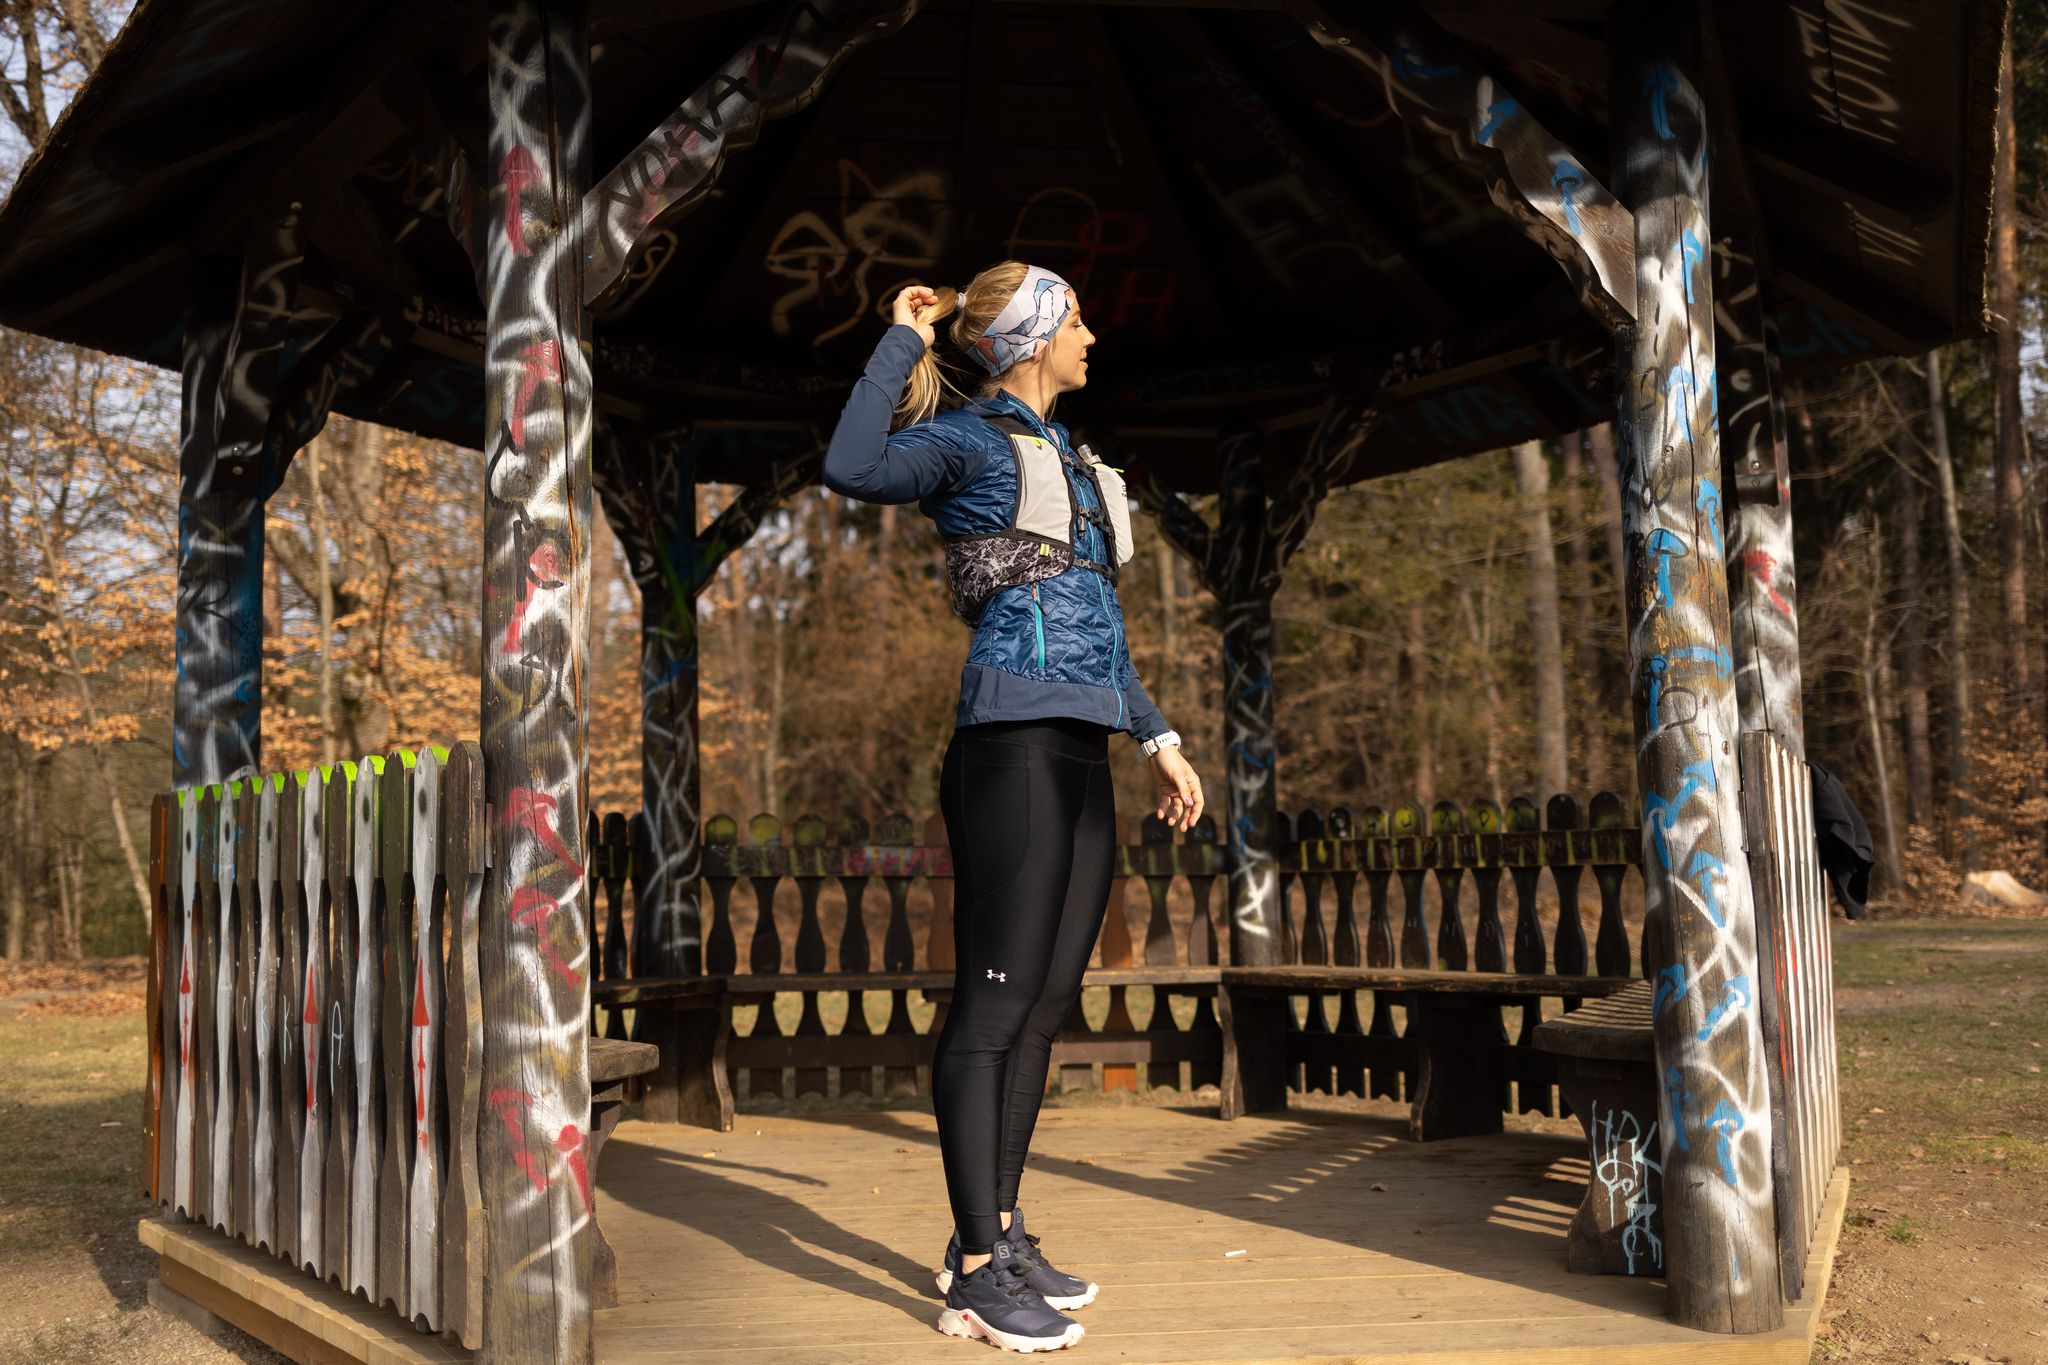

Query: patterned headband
left=966, top=266, right=1075, bottom=376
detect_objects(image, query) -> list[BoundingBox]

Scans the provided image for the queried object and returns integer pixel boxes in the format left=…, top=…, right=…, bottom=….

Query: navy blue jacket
left=822, top=324, right=1169, bottom=743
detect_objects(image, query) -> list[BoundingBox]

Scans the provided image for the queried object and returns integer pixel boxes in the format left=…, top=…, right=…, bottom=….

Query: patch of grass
left=1833, top=918, right=2048, bottom=1172
left=1843, top=1210, right=1872, bottom=1228
left=0, top=1012, right=149, bottom=1253
left=1886, top=1215, right=1919, bottom=1245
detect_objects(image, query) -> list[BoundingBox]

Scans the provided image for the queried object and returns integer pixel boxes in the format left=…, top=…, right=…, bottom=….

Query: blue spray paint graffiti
left=1697, top=478, right=1724, bottom=558
left=1478, top=97, right=1517, bottom=145
left=1653, top=962, right=1689, bottom=1015
left=1551, top=160, right=1585, bottom=236
left=1645, top=757, right=1718, bottom=868
left=1696, top=973, right=1752, bottom=1038
left=1664, top=1066, right=1691, bottom=1152
left=1707, top=1099, right=1746, bottom=1185
left=1685, top=848, right=1732, bottom=927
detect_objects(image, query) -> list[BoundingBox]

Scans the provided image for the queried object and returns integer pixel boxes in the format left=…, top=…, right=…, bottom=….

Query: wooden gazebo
left=0, top=0, right=2000, bottom=1359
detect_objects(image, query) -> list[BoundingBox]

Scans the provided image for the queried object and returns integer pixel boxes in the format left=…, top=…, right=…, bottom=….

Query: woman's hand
left=1150, top=746, right=1205, bottom=834
left=892, top=284, right=941, bottom=347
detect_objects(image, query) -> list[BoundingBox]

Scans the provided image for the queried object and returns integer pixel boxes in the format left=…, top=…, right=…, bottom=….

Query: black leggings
left=932, top=715, right=1116, bottom=1254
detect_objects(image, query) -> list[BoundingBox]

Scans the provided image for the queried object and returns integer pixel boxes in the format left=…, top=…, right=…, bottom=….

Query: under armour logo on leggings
left=986, top=968, right=1006, bottom=982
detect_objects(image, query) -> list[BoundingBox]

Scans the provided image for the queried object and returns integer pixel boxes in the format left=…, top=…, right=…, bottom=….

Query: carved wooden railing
left=143, top=747, right=489, bottom=1348
left=587, top=791, right=1648, bottom=1116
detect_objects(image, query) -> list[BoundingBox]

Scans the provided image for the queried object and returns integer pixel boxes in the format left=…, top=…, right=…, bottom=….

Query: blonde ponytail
left=889, top=261, right=1033, bottom=430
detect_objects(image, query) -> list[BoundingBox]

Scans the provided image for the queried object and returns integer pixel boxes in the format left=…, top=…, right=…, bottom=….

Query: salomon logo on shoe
left=987, top=969, right=1007, bottom=982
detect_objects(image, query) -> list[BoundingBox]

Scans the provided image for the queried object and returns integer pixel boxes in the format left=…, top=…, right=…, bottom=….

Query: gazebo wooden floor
left=598, top=1105, right=1847, bottom=1364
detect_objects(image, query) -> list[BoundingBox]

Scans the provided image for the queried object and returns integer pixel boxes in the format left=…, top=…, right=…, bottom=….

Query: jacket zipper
left=1094, top=571, right=1124, bottom=726
left=1009, top=394, right=1117, bottom=712
left=1031, top=583, right=1046, bottom=671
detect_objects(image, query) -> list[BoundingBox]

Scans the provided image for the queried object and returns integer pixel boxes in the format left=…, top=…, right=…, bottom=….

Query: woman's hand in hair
left=892, top=285, right=941, bottom=348
left=1149, top=746, right=1205, bottom=835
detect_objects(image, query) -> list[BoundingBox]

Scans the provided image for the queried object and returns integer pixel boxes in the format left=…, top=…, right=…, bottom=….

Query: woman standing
left=822, top=261, right=1204, bottom=1353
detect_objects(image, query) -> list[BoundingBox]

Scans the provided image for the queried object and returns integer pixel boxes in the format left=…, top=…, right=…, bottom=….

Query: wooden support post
left=1702, top=11, right=1805, bottom=758
left=174, top=275, right=264, bottom=788
left=1612, top=0, right=1783, bottom=1333
left=1138, top=383, right=1381, bottom=973
left=1215, top=433, right=1282, bottom=969
left=477, top=0, right=596, bottom=1359
left=596, top=424, right=706, bottom=978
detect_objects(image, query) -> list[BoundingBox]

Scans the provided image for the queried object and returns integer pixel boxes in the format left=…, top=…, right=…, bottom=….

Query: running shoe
left=935, top=1237, right=1085, bottom=1353
left=935, top=1208, right=1098, bottom=1310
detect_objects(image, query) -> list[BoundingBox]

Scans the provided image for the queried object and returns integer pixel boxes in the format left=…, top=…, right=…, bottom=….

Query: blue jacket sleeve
left=1123, top=666, right=1169, bottom=745
left=821, top=324, right=984, bottom=503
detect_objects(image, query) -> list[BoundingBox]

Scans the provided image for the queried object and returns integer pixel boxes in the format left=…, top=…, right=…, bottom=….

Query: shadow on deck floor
left=594, top=1102, right=1840, bottom=1363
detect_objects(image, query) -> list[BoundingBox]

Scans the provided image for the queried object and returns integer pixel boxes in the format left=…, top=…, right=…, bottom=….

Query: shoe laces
left=1010, top=1230, right=1052, bottom=1269
left=984, top=1256, right=1046, bottom=1306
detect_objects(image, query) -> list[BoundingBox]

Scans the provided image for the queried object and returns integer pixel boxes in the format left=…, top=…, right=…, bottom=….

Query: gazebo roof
left=0, top=0, right=2001, bottom=492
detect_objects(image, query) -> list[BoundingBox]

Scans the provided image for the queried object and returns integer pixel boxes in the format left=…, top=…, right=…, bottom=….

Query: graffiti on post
left=477, top=1, right=595, bottom=1357
left=1614, top=13, right=1780, bottom=1330
left=582, top=0, right=922, bottom=305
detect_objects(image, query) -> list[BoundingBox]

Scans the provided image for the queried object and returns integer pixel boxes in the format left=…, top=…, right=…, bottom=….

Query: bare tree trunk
left=1927, top=350, right=1975, bottom=864
left=1993, top=17, right=2030, bottom=703
left=4, top=745, right=22, bottom=959
left=1590, top=423, right=1626, bottom=614
left=1862, top=523, right=1905, bottom=893
left=21, top=490, right=157, bottom=929
left=860, top=503, right=896, bottom=818
left=1558, top=432, right=1604, bottom=791
left=25, top=754, right=43, bottom=960
left=1514, top=440, right=1569, bottom=796
left=55, top=847, right=76, bottom=960
left=1404, top=598, right=1433, bottom=802
left=766, top=603, right=788, bottom=817
left=1896, top=400, right=1933, bottom=828
left=590, top=504, right=622, bottom=682
left=726, top=548, right=760, bottom=816
left=1459, top=585, right=1504, bottom=797
left=306, top=432, right=338, bottom=766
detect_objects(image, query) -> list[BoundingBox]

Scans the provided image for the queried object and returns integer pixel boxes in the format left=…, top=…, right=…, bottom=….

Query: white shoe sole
left=937, top=1307, right=1085, bottom=1352
left=937, top=1270, right=1099, bottom=1311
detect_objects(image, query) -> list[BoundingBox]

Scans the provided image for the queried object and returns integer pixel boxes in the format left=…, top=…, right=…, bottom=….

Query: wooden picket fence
left=141, top=746, right=488, bottom=1348
left=1741, top=732, right=1843, bottom=1303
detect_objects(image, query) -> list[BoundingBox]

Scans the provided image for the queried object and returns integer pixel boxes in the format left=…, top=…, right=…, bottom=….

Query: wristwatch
left=1140, top=729, right=1182, bottom=757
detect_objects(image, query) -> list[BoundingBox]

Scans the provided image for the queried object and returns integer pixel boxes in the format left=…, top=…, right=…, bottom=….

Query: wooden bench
left=1531, top=979, right=1665, bottom=1276
left=595, top=976, right=732, bottom=1130
left=599, top=967, right=1225, bottom=1124
left=589, top=1037, right=660, bottom=1309
left=1220, top=966, right=1639, bottom=1139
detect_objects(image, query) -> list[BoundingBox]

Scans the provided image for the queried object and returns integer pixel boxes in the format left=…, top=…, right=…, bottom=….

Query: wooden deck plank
left=597, top=1107, right=1842, bottom=1365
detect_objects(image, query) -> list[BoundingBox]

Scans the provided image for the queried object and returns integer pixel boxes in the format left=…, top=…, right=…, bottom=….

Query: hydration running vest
left=941, top=413, right=1136, bottom=625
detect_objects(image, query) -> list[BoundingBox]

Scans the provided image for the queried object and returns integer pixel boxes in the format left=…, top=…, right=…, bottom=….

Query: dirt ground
left=0, top=917, right=2041, bottom=1363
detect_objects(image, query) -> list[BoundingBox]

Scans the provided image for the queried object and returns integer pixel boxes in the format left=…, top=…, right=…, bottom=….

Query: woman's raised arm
left=822, top=324, right=984, bottom=504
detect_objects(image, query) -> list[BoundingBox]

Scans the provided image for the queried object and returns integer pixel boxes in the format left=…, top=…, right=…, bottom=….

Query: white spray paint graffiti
left=1298, top=2, right=1637, bottom=329
left=582, top=0, right=922, bottom=305
left=1615, top=16, right=1781, bottom=1328
left=479, top=3, right=596, bottom=1354
left=1714, top=234, right=1806, bottom=756
left=1589, top=1100, right=1665, bottom=1274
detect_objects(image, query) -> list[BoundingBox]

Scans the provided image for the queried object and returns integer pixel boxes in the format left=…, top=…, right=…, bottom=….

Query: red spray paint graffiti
left=505, top=785, right=584, bottom=874
left=511, top=885, right=585, bottom=990
left=499, top=146, right=539, bottom=256
left=502, top=541, right=564, bottom=653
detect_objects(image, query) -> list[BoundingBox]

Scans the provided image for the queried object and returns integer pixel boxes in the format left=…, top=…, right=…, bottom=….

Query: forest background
left=2, top=0, right=2045, bottom=962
